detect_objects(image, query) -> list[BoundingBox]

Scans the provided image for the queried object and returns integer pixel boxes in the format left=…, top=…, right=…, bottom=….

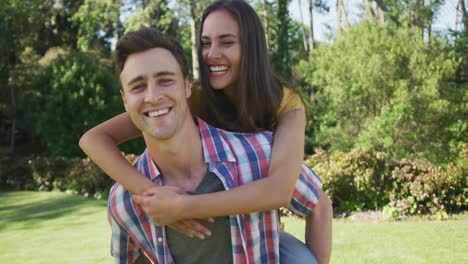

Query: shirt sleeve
left=276, top=88, right=305, bottom=118
left=109, top=208, right=141, bottom=263
left=287, top=164, right=322, bottom=217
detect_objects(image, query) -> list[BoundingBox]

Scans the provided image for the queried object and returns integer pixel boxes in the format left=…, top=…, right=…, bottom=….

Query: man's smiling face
left=120, top=47, right=191, bottom=141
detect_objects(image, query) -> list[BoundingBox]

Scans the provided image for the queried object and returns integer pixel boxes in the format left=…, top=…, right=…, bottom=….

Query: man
left=108, top=28, right=332, bottom=264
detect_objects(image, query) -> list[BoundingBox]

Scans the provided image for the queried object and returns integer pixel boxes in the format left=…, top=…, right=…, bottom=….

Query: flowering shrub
left=306, top=148, right=393, bottom=212
left=305, top=148, right=467, bottom=216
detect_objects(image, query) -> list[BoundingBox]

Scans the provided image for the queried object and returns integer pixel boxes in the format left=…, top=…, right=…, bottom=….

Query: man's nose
left=144, top=82, right=162, bottom=103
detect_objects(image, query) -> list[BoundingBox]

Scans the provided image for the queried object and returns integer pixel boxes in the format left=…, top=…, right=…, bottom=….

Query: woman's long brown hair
left=197, top=0, right=284, bottom=132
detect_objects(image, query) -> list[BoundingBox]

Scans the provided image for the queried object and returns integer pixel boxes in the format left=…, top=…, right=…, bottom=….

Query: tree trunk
left=458, top=0, right=468, bottom=81
left=366, top=0, right=376, bottom=18
left=308, top=0, right=314, bottom=50
left=297, top=0, right=309, bottom=51
left=262, top=0, right=271, bottom=48
left=375, top=0, right=399, bottom=25
left=114, top=0, right=124, bottom=39
left=189, top=0, right=199, bottom=79
left=8, top=70, right=16, bottom=154
left=275, top=0, right=291, bottom=78
left=337, top=0, right=349, bottom=33
left=459, top=0, right=468, bottom=36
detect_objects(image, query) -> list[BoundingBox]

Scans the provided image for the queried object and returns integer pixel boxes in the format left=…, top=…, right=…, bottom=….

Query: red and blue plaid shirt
left=108, top=118, right=322, bottom=264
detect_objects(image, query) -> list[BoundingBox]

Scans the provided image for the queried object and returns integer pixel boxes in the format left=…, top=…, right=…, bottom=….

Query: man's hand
left=132, top=186, right=213, bottom=239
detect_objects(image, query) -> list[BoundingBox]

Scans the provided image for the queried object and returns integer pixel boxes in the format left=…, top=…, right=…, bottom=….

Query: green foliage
left=25, top=50, right=122, bottom=157
left=305, top=148, right=393, bottom=212
left=298, top=21, right=467, bottom=164
left=305, top=147, right=468, bottom=215
left=125, top=0, right=178, bottom=37
left=260, top=0, right=308, bottom=81
left=388, top=155, right=468, bottom=216
left=0, top=154, right=34, bottom=191
left=2, top=154, right=140, bottom=197
left=71, top=0, right=121, bottom=52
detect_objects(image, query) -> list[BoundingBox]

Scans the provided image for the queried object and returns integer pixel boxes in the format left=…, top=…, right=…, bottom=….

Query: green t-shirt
left=166, top=171, right=233, bottom=264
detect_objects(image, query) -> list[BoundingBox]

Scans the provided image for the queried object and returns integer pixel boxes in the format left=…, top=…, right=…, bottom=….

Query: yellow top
left=276, top=87, right=305, bottom=117
left=188, top=86, right=304, bottom=122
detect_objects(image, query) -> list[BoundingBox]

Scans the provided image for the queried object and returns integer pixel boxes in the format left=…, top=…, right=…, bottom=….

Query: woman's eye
left=201, top=42, right=211, bottom=47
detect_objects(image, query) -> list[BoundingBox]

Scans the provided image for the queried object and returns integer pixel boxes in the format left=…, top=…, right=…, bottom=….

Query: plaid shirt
left=108, top=118, right=322, bottom=264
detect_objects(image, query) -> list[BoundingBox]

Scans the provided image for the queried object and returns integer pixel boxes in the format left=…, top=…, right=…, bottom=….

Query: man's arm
left=305, top=189, right=333, bottom=264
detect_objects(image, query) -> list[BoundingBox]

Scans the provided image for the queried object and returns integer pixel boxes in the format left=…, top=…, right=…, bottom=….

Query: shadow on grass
left=0, top=191, right=107, bottom=231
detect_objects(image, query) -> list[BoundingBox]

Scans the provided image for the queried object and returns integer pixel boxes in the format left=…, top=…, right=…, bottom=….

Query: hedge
left=305, top=148, right=467, bottom=217
left=1, top=149, right=466, bottom=217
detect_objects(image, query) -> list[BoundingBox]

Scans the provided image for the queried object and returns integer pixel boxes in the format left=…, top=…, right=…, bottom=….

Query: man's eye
left=132, top=84, right=145, bottom=91
left=223, top=41, right=234, bottom=46
left=159, top=79, right=174, bottom=86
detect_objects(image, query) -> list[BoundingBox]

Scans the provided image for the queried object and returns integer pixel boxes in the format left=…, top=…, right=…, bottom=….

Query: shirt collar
left=140, top=117, right=236, bottom=181
left=196, top=117, right=236, bottom=163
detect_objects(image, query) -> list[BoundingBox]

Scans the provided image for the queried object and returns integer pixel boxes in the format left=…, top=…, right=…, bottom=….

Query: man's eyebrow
left=127, top=71, right=175, bottom=86
left=127, top=75, right=144, bottom=86
left=153, top=71, right=175, bottom=78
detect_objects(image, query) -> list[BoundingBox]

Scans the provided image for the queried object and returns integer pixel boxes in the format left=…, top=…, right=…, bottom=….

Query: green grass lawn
left=1, top=191, right=467, bottom=263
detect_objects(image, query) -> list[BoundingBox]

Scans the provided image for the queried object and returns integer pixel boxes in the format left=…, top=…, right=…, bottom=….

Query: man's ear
left=185, top=77, right=192, bottom=98
left=120, top=89, right=128, bottom=112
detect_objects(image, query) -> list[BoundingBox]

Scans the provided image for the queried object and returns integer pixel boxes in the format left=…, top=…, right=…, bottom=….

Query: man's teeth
left=148, top=108, right=170, bottom=117
left=210, top=66, right=229, bottom=73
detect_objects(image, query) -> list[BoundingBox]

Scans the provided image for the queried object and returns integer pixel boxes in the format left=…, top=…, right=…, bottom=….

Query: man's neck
left=143, top=119, right=207, bottom=191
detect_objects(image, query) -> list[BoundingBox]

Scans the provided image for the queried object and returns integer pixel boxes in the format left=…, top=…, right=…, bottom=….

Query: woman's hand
left=168, top=219, right=214, bottom=240
left=132, top=186, right=213, bottom=239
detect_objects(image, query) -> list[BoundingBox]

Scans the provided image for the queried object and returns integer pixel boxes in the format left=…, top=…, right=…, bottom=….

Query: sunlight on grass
left=283, top=214, right=468, bottom=264
left=0, top=191, right=112, bottom=264
left=1, top=191, right=467, bottom=263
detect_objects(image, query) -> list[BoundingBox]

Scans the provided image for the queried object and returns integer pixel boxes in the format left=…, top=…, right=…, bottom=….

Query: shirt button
left=157, top=237, right=163, bottom=243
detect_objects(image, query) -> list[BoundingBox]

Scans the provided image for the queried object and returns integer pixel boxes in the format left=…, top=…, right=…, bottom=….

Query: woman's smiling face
left=201, top=9, right=241, bottom=94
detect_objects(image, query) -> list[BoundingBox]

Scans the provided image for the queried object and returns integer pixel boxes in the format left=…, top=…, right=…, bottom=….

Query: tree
left=0, top=0, right=58, bottom=153
left=124, top=0, right=178, bottom=36
left=298, top=21, right=467, bottom=164
left=25, top=50, right=122, bottom=157
left=272, top=0, right=292, bottom=79
left=71, top=0, right=122, bottom=52
left=337, top=0, right=349, bottom=33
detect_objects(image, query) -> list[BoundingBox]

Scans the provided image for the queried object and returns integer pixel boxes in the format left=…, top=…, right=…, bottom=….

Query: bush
left=306, top=148, right=468, bottom=216
left=306, top=148, right=392, bottom=212
left=388, top=156, right=467, bottom=216
left=25, top=155, right=138, bottom=198
left=29, top=156, right=71, bottom=191
left=0, top=154, right=35, bottom=190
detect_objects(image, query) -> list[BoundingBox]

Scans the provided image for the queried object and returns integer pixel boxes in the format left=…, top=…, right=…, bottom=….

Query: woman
left=80, top=0, right=330, bottom=263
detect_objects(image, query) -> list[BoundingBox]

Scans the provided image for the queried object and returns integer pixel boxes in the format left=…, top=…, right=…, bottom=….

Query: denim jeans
left=279, top=231, right=318, bottom=264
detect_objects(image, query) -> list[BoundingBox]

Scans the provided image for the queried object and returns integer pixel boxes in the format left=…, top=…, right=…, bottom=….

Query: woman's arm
left=185, top=109, right=305, bottom=218
left=79, top=112, right=156, bottom=194
left=134, top=109, right=306, bottom=223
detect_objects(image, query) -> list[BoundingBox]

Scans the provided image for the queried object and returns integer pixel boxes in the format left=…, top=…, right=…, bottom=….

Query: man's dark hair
left=114, top=28, right=189, bottom=80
